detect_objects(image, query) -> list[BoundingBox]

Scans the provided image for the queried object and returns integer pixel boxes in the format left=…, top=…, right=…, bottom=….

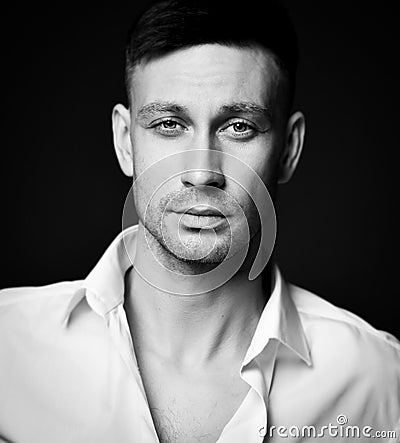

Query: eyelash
left=150, top=118, right=263, bottom=139
left=221, top=120, right=258, bottom=138
left=151, top=119, right=186, bottom=136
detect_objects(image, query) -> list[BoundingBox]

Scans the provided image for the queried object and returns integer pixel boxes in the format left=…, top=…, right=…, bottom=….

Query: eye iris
left=233, top=122, right=248, bottom=132
left=163, top=120, right=176, bottom=129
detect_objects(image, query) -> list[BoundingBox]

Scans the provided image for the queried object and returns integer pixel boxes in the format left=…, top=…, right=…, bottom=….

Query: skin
left=112, top=44, right=305, bottom=442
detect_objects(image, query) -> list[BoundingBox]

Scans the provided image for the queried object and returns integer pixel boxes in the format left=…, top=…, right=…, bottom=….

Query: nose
left=180, top=148, right=225, bottom=189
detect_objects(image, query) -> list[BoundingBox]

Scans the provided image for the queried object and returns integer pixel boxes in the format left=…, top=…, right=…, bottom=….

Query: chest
left=138, top=358, right=250, bottom=443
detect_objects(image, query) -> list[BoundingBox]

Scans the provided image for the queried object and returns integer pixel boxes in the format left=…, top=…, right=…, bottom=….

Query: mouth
left=177, top=205, right=225, bottom=217
left=173, top=206, right=227, bottom=230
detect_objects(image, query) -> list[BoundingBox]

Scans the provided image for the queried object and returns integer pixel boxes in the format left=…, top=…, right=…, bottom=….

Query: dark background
left=1, top=2, right=399, bottom=336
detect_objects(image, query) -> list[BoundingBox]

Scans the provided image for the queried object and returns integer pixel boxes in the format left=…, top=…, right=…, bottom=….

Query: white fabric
left=0, top=225, right=399, bottom=442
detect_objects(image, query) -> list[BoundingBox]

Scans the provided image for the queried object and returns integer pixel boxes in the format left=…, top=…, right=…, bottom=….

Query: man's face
left=127, top=44, right=287, bottom=266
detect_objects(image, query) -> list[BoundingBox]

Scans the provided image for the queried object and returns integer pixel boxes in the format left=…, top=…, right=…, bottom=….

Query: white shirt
left=1, top=225, right=399, bottom=443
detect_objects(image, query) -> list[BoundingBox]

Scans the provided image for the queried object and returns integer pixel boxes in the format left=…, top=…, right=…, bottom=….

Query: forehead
left=130, top=44, right=282, bottom=111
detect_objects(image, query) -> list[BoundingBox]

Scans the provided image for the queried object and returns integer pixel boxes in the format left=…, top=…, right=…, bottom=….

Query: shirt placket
left=105, top=303, right=160, bottom=442
left=217, top=338, right=279, bottom=442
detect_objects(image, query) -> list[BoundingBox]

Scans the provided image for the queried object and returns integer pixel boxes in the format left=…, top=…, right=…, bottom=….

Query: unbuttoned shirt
left=1, top=225, right=399, bottom=443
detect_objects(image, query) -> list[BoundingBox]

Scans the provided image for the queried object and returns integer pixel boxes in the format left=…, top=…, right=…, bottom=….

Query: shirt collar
left=63, top=225, right=138, bottom=323
left=242, top=267, right=312, bottom=367
left=64, top=225, right=311, bottom=366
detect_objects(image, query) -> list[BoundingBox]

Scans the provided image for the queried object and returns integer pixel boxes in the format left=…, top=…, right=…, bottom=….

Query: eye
left=220, top=119, right=259, bottom=140
left=232, top=122, right=251, bottom=133
left=151, top=118, right=187, bottom=137
left=160, top=120, right=178, bottom=129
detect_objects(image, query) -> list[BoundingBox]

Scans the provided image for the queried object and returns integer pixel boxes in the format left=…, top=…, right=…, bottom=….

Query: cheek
left=240, top=146, right=280, bottom=185
left=131, top=128, right=161, bottom=172
left=231, top=140, right=282, bottom=207
left=131, top=144, right=150, bottom=178
left=131, top=131, right=184, bottom=183
left=130, top=148, right=159, bottom=218
left=132, top=179, right=150, bottom=220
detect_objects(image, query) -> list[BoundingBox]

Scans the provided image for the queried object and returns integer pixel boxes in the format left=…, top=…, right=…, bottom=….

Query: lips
left=177, top=206, right=224, bottom=217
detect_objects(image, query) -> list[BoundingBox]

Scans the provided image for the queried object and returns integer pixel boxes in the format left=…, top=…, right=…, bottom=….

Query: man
left=0, top=0, right=399, bottom=442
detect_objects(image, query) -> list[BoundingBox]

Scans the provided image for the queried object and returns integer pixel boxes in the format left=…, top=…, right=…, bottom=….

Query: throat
left=124, top=264, right=269, bottom=366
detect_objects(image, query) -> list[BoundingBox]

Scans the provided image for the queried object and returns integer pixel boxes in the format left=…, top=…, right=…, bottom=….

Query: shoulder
left=289, top=283, right=400, bottom=392
left=290, top=282, right=400, bottom=352
left=0, top=280, right=84, bottom=325
left=0, top=280, right=83, bottom=301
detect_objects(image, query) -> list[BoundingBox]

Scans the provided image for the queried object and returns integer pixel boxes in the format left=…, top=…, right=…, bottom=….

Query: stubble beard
left=136, top=185, right=257, bottom=274
left=142, top=209, right=232, bottom=273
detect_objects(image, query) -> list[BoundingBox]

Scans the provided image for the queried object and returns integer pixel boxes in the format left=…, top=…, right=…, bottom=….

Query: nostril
left=180, top=170, right=225, bottom=188
left=208, top=179, right=224, bottom=187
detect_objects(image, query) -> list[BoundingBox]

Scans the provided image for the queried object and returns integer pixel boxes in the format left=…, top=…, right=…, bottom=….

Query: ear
left=278, top=111, right=306, bottom=184
left=112, top=103, right=133, bottom=177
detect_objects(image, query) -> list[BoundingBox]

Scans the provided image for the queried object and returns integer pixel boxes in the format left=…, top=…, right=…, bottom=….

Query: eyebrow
left=136, top=100, right=271, bottom=121
left=137, top=101, right=189, bottom=120
left=220, top=102, right=271, bottom=119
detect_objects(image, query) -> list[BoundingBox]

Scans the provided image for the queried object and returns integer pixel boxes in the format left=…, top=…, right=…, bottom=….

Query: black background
left=1, top=2, right=399, bottom=336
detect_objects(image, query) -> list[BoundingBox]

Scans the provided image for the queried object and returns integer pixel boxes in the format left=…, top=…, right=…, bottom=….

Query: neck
left=124, top=222, right=272, bottom=368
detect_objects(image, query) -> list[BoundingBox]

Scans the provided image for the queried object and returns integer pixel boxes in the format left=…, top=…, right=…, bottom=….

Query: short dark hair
left=125, top=0, right=298, bottom=109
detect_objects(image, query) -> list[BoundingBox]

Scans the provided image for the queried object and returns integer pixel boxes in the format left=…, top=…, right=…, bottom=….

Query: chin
left=162, top=233, right=230, bottom=264
left=172, top=247, right=228, bottom=265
